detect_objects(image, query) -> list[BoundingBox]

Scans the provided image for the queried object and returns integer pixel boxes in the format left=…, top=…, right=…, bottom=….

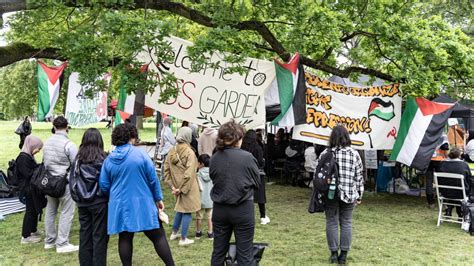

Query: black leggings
left=118, top=226, right=174, bottom=266
left=258, top=203, right=266, bottom=218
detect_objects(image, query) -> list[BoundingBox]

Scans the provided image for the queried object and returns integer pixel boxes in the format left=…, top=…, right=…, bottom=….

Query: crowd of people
left=12, top=115, right=474, bottom=265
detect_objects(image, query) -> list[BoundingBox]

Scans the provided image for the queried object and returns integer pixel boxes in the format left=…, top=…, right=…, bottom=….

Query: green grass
left=1, top=121, right=474, bottom=265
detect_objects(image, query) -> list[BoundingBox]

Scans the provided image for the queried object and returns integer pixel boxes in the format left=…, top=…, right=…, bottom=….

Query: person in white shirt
left=158, top=117, right=176, bottom=178
left=464, top=130, right=474, bottom=163
left=304, top=145, right=318, bottom=176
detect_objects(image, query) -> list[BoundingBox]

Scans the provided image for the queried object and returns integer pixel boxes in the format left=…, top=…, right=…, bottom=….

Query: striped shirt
left=317, top=147, right=364, bottom=203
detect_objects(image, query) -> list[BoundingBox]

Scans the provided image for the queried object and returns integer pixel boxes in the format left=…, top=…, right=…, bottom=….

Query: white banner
left=65, top=72, right=109, bottom=127
left=138, top=36, right=275, bottom=129
left=293, top=73, right=402, bottom=150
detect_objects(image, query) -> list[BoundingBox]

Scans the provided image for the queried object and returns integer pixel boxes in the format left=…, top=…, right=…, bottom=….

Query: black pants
left=78, top=203, right=109, bottom=266
left=19, top=134, right=27, bottom=149
left=211, top=200, right=255, bottom=266
left=426, top=161, right=441, bottom=205
left=22, top=194, right=38, bottom=238
left=118, top=222, right=174, bottom=266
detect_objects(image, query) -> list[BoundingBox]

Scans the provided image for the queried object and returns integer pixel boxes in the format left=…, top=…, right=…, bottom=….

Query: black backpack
left=0, top=170, right=13, bottom=198
left=308, top=148, right=339, bottom=213
left=69, top=161, right=102, bottom=203
left=31, top=163, right=69, bottom=198
left=7, top=160, right=20, bottom=187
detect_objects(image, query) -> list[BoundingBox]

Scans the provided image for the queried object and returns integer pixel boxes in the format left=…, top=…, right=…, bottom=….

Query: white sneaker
left=31, top=231, right=42, bottom=237
left=21, top=236, right=41, bottom=244
left=178, top=238, right=194, bottom=246
left=44, top=243, right=56, bottom=249
left=170, top=232, right=181, bottom=241
left=56, top=243, right=79, bottom=253
left=260, top=216, right=270, bottom=225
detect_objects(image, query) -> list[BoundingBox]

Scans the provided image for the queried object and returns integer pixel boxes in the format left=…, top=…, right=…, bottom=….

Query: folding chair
left=433, top=172, right=468, bottom=227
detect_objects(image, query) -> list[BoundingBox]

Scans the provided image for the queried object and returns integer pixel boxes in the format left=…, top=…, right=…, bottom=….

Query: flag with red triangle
left=37, top=61, right=68, bottom=121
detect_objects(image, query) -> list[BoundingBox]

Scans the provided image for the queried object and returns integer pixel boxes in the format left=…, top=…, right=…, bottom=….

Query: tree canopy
left=0, top=0, right=472, bottom=120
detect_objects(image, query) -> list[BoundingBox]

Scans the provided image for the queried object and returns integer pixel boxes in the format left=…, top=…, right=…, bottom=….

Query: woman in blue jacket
left=99, top=124, right=174, bottom=266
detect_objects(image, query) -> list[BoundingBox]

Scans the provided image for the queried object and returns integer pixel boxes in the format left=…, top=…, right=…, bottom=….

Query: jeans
left=78, top=203, right=109, bottom=266
left=325, top=200, right=355, bottom=251
left=22, top=193, right=38, bottom=238
left=172, top=212, right=192, bottom=238
left=44, top=186, right=76, bottom=247
left=211, top=200, right=255, bottom=266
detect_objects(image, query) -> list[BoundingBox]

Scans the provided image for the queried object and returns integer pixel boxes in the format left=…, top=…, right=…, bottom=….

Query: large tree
left=0, top=0, right=472, bottom=103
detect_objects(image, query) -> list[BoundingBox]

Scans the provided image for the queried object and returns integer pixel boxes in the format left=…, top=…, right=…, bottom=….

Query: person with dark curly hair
left=209, top=120, right=260, bottom=266
left=99, top=124, right=174, bottom=266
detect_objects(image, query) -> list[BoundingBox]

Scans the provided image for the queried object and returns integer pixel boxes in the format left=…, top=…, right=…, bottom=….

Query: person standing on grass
left=318, top=125, right=364, bottom=264
left=16, top=135, right=44, bottom=244
left=99, top=124, right=174, bottom=266
left=43, top=116, right=79, bottom=253
left=164, top=127, right=201, bottom=246
left=158, top=117, right=176, bottom=179
left=195, top=154, right=214, bottom=239
left=210, top=120, right=260, bottom=265
left=70, top=128, right=108, bottom=266
left=15, top=116, right=32, bottom=149
left=241, top=129, right=270, bottom=225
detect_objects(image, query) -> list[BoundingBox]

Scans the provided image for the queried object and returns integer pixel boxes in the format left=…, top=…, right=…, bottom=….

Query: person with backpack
left=210, top=120, right=260, bottom=265
left=15, top=116, right=32, bottom=149
left=317, top=126, right=364, bottom=264
left=99, top=124, right=174, bottom=266
left=164, top=127, right=201, bottom=246
left=69, top=128, right=108, bottom=265
left=15, top=135, right=44, bottom=244
left=42, top=116, right=79, bottom=253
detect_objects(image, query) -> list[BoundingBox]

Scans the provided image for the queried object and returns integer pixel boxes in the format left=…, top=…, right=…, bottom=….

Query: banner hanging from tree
left=293, top=73, right=402, bottom=150
left=138, top=36, right=275, bottom=129
left=65, top=72, right=109, bottom=127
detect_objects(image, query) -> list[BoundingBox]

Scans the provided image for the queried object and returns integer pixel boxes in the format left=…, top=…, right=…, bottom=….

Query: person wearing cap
left=43, top=116, right=79, bottom=253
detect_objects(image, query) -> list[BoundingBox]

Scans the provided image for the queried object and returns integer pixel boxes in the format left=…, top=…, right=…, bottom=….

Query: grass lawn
left=1, top=121, right=474, bottom=265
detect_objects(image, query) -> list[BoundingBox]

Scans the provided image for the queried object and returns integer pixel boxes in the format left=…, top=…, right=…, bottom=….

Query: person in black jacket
left=70, top=128, right=109, bottom=266
left=210, top=120, right=260, bottom=266
left=241, top=129, right=270, bottom=225
left=16, top=116, right=32, bottom=149
left=16, top=135, right=43, bottom=244
left=438, top=148, right=472, bottom=218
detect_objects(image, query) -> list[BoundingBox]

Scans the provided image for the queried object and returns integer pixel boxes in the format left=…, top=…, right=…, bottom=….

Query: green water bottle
left=328, top=178, right=336, bottom=200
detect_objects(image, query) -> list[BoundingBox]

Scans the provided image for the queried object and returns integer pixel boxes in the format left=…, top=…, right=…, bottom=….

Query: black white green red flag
left=37, top=61, right=67, bottom=121
left=389, top=97, right=455, bottom=171
left=269, top=53, right=306, bottom=127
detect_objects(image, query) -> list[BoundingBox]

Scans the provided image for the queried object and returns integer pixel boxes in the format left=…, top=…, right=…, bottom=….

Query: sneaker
left=56, top=243, right=79, bottom=253
left=21, top=236, right=41, bottom=244
left=44, top=243, right=56, bottom=249
left=178, top=238, right=194, bottom=246
left=31, top=231, right=41, bottom=237
left=170, top=232, right=181, bottom=241
left=260, top=216, right=270, bottom=225
left=195, top=231, right=202, bottom=239
left=207, top=232, right=214, bottom=239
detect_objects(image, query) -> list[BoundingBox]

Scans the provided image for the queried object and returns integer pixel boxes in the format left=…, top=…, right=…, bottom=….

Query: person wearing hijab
left=15, top=135, right=44, bottom=244
left=164, top=127, right=201, bottom=246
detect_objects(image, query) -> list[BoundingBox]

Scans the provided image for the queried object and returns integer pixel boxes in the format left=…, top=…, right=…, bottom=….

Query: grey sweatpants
left=324, top=200, right=355, bottom=252
left=44, top=186, right=76, bottom=247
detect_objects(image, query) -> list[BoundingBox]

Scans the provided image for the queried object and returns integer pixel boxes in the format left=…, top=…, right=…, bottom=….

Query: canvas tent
left=434, top=94, right=474, bottom=131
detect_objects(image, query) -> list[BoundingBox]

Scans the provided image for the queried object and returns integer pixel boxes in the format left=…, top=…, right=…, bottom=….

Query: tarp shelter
left=434, top=94, right=474, bottom=131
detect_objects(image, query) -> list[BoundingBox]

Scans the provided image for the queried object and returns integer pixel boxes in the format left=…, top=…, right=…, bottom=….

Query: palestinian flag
left=389, top=97, right=455, bottom=171
left=37, top=61, right=67, bottom=121
left=114, top=77, right=134, bottom=126
left=270, top=53, right=306, bottom=127
left=368, top=98, right=395, bottom=121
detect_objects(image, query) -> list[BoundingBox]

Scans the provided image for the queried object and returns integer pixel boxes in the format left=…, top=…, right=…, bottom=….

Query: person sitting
left=304, top=144, right=318, bottom=180
left=464, top=130, right=474, bottom=163
left=438, top=148, right=472, bottom=218
left=284, top=135, right=305, bottom=186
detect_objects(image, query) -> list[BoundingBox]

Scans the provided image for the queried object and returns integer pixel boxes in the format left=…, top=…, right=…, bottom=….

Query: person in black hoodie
left=16, top=135, right=44, bottom=244
left=70, top=128, right=108, bottom=266
left=210, top=120, right=260, bottom=266
left=241, top=129, right=270, bottom=225
left=438, top=148, right=472, bottom=218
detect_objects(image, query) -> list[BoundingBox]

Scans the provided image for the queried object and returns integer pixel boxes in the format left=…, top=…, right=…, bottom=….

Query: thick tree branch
left=0, top=0, right=398, bottom=81
left=0, top=43, right=63, bottom=66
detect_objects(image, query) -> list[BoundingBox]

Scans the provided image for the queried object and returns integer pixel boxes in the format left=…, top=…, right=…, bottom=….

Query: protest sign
left=293, top=73, right=402, bottom=150
left=65, top=72, right=109, bottom=127
left=138, top=36, right=275, bottom=129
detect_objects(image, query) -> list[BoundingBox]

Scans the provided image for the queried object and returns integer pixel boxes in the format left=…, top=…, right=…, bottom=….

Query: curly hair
left=112, top=124, right=131, bottom=146
left=216, top=120, right=244, bottom=150
left=125, top=122, right=139, bottom=139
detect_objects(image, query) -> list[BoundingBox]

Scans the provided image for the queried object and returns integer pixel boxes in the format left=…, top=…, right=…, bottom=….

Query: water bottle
left=327, top=178, right=336, bottom=200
